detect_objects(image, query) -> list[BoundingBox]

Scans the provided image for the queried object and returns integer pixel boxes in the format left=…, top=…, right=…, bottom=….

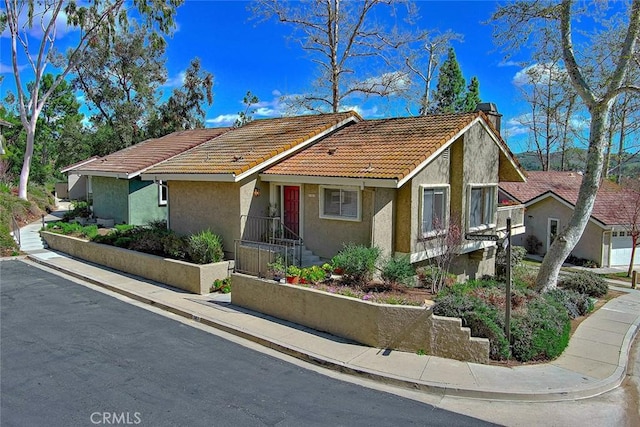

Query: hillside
left=515, top=149, right=640, bottom=178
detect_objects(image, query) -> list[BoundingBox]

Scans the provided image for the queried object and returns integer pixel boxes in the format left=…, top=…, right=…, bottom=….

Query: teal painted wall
left=92, top=176, right=128, bottom=224
left=128, top=178, right=167, bottom=225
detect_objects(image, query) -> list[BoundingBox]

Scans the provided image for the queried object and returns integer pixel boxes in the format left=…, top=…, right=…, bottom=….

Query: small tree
left=234, top=91, right=260, bottom=128
left=418, top=213, right=464, bottom=293
left=619, top=178, right=640, bottom=277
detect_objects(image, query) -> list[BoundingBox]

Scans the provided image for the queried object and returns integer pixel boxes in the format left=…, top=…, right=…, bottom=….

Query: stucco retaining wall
left=231, top=273, right=489, bottom=363
left=42, top=231, right=230, bottom=294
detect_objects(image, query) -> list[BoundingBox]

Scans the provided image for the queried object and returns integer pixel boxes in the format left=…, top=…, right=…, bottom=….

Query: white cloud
left=339, top=104, right=380, bottom=118
left=1, top=4, right=73, bottom=39
left=164, top=71, right=186, bottom=88
left=513, top=63, right=568, bottom=87
left=206, top=114, right=238, bottom=126
left=498, top=60, right=521, bottom=67
left=0, top=62, right=27, bottom=73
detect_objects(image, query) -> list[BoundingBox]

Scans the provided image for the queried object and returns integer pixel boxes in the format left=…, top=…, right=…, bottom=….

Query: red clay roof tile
left=146, top=112, right=359, bottom=176
left=499, top=171, right=629, bottom=225
left=73, top=128, right=230, bottom=177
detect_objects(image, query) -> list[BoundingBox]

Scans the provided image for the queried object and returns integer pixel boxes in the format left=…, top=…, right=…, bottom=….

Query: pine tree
left=432, top=48, right=466, bottom=113
left=462, top=76, right=481, bottom=112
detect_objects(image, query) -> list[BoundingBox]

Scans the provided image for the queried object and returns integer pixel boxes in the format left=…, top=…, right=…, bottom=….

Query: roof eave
left=260, top=173, right=398, bottom=188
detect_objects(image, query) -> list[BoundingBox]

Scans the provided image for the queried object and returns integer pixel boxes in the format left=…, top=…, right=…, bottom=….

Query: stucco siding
left=169, top=180, right=241, bottom=254
left=399, top=150, right=451, bottom=252
left=67, top=174, right=88, bottom=200
left=92, top=176, right=128, bottom=224
left=128, top=179, right=167, bottom=225
left=516, top=197, right=604, bottom=265
left=462, top=123, right=499, bottom=231
left=371, top=187, right=395, bottom=257
left=302, top=184, right=373, bottom=259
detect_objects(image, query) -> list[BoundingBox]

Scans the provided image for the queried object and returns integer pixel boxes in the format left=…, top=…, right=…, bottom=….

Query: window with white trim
left=421, top=186, right=448, bottom=237
left=469, top=185, right=496, bottom=229
left=320, top=186, right=360, bottom=220
left=158, top=180, right=167, bottom=206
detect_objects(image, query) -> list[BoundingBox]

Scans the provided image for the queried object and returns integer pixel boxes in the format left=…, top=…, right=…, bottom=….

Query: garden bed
left=41, top=231, right=231, bottom=294
left=231, top=273, right=490, bottom=363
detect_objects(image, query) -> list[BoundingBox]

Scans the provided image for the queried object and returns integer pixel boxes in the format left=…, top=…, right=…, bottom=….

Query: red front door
left=283, top=186, right=300, bottom=238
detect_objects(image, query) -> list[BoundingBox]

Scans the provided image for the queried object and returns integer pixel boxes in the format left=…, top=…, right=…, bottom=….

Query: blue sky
left=1, top=1, right=538, bottom=153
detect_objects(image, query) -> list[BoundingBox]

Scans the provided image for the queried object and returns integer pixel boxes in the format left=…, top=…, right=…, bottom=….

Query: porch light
left=253, top=187, right=261, bottom=197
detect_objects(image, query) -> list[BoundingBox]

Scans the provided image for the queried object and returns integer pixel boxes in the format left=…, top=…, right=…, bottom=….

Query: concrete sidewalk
left=10, top=214, right=640, bottom=402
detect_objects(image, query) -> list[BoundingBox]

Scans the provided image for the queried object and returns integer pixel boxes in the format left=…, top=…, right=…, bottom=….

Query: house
left=499, top=171, right=638, bottom=267
left=142, top=105, right=526, bottom=280
left=59, top=156, right=99, bottom=200
left=141, top=112, right=361, bottom=261
left=68, top=128, right=229, bottom=225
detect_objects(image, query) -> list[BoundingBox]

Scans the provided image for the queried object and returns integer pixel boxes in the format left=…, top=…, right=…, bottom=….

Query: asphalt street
left=0, top=260, right=496, bottom=427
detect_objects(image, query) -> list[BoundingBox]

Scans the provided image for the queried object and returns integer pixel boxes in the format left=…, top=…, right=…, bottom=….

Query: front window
left=320, top=186, right=360, bottom=221
left=158, top=180, right=167, bottom=206
left=469, top=185, right=496, bottom=229
left=421, top=186, right=448, bottom=237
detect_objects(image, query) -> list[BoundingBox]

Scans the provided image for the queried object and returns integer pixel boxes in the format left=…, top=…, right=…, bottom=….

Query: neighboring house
left=499, top=171, right=637, bottom=267
left=59, top=156, right=99, bottom=200
left=143, top=106, right=526, bottom=280
left=69, top=128, right=229, bottom=225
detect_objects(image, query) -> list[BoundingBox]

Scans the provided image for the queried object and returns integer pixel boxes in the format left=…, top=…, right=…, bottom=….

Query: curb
left=25, top=254, right=637, bottom=402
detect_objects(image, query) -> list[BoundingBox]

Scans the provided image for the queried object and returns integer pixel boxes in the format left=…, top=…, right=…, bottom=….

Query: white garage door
left=611, top=232, right=639, bottom=266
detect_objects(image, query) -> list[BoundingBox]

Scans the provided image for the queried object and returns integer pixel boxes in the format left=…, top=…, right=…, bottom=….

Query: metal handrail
left=241, top=215, right=303, bottom=245
left=234, top=239, right=300, bottom=277
left=11, top=215, right=20, bottom=248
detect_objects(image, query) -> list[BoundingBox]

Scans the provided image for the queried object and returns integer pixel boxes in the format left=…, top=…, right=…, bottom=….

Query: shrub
left=300, top=265, right=326, bottom=284
left=381, top=255, right=415, bottom=286
left=187, top=229, right=224, bottom=264
left=63, top=200, right=92, bottom=220
left=545, top=288, right=594, bottom=319
left=559, top=271, right=608, bottom=298
left=162, top=234, right=189, bottom=260
left=331, top=244, right=381, bottom=285
left=128, top=228, right=166, bottom=255
left=433, top=293, right=509, bottom=360
left=495, top=245, right=527, bottom=278
left=46, top=221, right=98, bottom=239
left=524, top=235, right=542, bottom=254
left=510, top=295, right=570, bottom=362
left=211, top=277, right=231, bottom=293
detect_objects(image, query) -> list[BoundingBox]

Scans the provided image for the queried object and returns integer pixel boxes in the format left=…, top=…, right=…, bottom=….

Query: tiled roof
left=73, top=128, right=230, bottom=177
left=499, top=171, right=627, bottom=225
left=145, top=112, right=360, bottom=176
left=263, top=112, right=505, bottom=181
left=60, top=156, right=100, bottom=173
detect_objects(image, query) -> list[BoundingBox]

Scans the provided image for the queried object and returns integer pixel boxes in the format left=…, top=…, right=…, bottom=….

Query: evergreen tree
left=463, top=76, right=481, bottom=112
left=432, top=48, right=466, bottom=113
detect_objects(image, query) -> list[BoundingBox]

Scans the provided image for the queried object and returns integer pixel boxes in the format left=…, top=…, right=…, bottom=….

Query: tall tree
left=402, top=30, right=462, bottom=116
left=147, top=58, right=214, bottom=138
left=234, top=91, right=260, bottom=128
left=1, top=0, right=182, bottom=200
left=73, top=26, right=167, bottom=152
left=432, top=48, right=466, bottom=113
left=619, top=178, right=640, bottom=277
left=492, top=0, right=640, bottom=291
left=463, top=76, right=481, bottom=113
left=252, top=0, right=424, bottom=113
left=431, top=47, right=480, bottom=113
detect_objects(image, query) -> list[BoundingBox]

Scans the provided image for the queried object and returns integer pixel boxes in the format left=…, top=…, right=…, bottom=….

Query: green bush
left=46, top=221, right=98, bottom=239
left=559, top=271, right=608, bottom=298
left=545, top=288, right=594, bottom=319
left=433, top=293, right=510, bottom=360
left=211, top=277, right=231, bottom=293
left=434, top=279, right=574, bottom=362
left=381, top=255, right=415, bottom=286
left=510, top=295, right=570, bottom=362
left=495, top=245, right=527, bottom=278
left=331, top=244, right=381, bottom=285
left=62, top=200, right=91, bottom=220
left=188, top=229, right=224, bottom=264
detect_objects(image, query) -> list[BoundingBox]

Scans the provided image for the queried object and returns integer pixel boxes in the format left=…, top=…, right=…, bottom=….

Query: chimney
left=476, top=102, right=502, bottom=135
